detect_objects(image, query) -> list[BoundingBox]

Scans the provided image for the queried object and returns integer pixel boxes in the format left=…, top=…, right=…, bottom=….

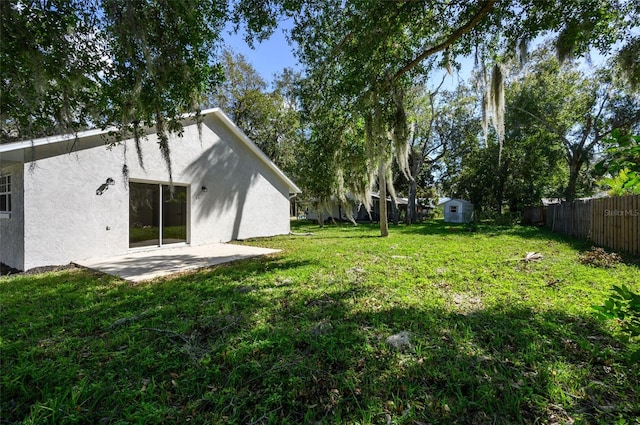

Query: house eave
left=0, top=108, right=302, bottom=194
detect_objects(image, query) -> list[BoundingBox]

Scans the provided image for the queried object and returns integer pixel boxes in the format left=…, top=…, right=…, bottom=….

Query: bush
left=593, top=284, right=640, bottom=361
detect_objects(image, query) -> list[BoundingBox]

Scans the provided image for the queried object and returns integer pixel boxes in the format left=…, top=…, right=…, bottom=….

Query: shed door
left=129, top=182, right=188, bottom=248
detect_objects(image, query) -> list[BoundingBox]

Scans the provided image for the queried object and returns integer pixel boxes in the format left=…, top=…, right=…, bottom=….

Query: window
left=0, top=174, right=11, bottom=217
left=449, top=205, right=457, bottom=213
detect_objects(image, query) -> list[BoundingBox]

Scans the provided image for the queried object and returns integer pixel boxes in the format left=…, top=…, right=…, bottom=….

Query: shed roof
left=0, top=108, right=301, bottom=194
left=439, top=198, right=473, bottom=207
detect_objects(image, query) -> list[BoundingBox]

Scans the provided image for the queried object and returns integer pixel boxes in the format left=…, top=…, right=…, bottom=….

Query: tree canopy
left=4, top=0, right=638, bottom=144
left=1, top=0, right=226, bottom=155
left=2, top=0, right=639, bottom=224
left=211, top=49, right=301, bottom=175
left=231, top=0, right=638, bottom=231
left=441, top=47, right=640, bottom=212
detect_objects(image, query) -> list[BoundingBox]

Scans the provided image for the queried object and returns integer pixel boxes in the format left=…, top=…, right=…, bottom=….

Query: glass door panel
left=129, top=182, right=160, bottom=248
left=162, top=185, right=187, bottom=244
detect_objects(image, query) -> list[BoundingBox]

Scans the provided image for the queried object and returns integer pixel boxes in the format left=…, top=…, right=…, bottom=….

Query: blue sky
left=222, top=21, right=300, bottom=85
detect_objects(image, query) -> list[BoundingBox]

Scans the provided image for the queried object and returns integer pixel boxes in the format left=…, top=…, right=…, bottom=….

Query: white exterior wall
left=185, top=116, right=291, bottom=243
left=22, top=139, right=129, bottom=270
left=443, top=200, right=462, bottom=223
left=0, top=163, right=25, bottom=270
left=442, top=200, right=473, bottom=223
left=11, top=113, right=292, bottom=270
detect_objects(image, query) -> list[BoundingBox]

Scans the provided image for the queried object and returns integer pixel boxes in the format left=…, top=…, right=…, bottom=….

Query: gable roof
left=439, top=198, right=473, bottom=207
left=370, top=192, right=408, bottom=205
left=0, top=108, right=301, bottom=193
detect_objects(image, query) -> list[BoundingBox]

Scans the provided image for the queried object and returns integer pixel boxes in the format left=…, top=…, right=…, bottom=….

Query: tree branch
left=589, top=90, right=609, bottom=147
left=419, top=73, right=449, bottom=159
left=512, top=106, right=565, bottom=139
left=391, top=0, right=498, bottom=82
left=578, top=115, right=593, bottom=150
left=512, top=105, right=573, bottom=159
left=426, top=146, right=448, bottom=164
left=587, top=111, right=640, bottom=151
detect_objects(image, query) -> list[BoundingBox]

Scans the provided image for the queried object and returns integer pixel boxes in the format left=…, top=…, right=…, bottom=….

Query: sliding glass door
left=161, top=184, right=187, bottom=244
left=129, top=182, right=187, bottom=248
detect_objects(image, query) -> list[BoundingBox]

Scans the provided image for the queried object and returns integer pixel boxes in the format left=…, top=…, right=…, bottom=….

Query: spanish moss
left=616, top=37, right=640, bottom=89
left=155, top=112, right=173, bottom=185
left=132, top=122, right=145, bottom=171
left=481, top=65, right=490, bottom=148
left=490, top=63, right=505, bottom=164
left=391, top=84, right=410, bottom=179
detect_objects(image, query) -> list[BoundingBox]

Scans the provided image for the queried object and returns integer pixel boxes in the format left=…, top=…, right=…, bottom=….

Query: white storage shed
left=440, top=199, right=474, bottom=223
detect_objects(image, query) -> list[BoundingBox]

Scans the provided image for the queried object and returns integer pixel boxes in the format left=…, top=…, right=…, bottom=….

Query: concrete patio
left=74, top=243, right=280, bottom=282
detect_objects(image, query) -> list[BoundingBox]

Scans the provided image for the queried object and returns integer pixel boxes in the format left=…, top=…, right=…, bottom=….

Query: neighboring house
left=302, top=193, right=435, bottom=223
left=303, top=193, right=412, bottom=223
left=367, top=193, right=409, bottom=222
left=541, top=198, right=563, bottom=206
left=439, top=198, right=474, bottom=223
left=420, top=199, right=436, bottom=219
left=0, top=108, right=301, bottom=271
left=302, top=195, right=359, bottom=223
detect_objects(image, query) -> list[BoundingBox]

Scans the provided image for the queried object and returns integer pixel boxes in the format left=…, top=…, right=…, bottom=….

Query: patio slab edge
left=75, top=243, right=281, bottom=282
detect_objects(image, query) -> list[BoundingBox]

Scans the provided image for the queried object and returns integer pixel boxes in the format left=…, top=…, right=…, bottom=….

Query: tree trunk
left=407, top=178, right=417, bottom=224
left=495, top=159, right=508, bottom=216
left=565, top=160, right=582, bottom=203
left=495, top=178, right=504, bottom=216
left=378, top=165, right=389, bottom=237
left=406, top=154, right=418, bottom=225
left=315, top=201, right=324, bottom=228
left=390, top=198, right=399, bottom=225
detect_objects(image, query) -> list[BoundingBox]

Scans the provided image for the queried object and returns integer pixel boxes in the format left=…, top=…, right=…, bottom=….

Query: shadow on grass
left=235, top=291, right=638, bottom=424
left=301, top=220, right=640, bottom=265
left=395, top=220, right=590, bottom=247
left=3, top=256, right=638, bottom=424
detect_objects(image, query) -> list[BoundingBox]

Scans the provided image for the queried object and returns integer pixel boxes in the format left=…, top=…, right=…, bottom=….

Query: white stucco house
left=439, top=198, right=474, bottom=223
left=0, top=108, right=301, bottom=271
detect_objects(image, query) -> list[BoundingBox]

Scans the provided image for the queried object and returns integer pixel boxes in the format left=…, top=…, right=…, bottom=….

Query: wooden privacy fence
left=521, top=206, right=545, bottom=225
left=547, top=199, right=592, bottom=239
left=544, top=195, right=640, bottom=256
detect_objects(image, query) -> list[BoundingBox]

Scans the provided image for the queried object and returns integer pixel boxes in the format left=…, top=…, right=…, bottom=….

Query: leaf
left=592, top=305, right=614, bottom=319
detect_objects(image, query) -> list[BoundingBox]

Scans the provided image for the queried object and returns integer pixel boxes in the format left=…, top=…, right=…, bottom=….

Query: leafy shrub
left=598, top=168, right=640, bottom=196
left=578, top=247, right=622, bottom=268
left=595, top=130, right=640, bottom=194
left=593, top=284, right=640, bottom=361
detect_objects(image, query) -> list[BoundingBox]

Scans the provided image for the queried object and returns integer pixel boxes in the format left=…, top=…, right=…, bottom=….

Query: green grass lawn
left=2, top=221, right=639, bottom=424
